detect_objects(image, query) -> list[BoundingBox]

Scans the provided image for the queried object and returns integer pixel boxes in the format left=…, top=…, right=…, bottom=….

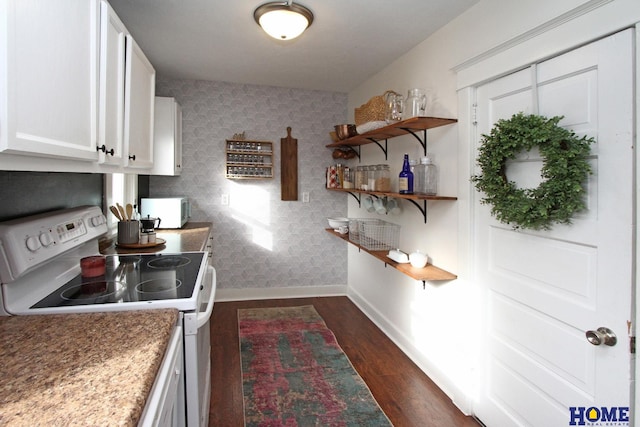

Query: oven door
left=183, top=265, right=215, bottom=427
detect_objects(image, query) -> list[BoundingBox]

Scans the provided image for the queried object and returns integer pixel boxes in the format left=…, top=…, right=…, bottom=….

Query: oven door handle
left=197, top=266, right=216, bottom=329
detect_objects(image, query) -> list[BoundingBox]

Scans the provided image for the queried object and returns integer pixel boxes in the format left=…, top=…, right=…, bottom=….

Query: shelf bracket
left=399, top=128, right=428, bottom=156
left=366, top=138, right=388, bottom=160
left=344, top=191, right=361, bottom=207
left=405, top=198, right=428, bottom=223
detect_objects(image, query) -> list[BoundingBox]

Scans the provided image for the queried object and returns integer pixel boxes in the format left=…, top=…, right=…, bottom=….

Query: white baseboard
left=215, top=285, right=348, bottom=302
left=346, top=287, right=473, bottom=416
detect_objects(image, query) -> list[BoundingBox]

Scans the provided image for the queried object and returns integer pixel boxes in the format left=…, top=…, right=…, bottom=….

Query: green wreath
left=471, top=113, right=593, bottom=230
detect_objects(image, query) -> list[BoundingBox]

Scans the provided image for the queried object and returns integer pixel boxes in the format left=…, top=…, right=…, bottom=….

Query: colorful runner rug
left=238, top=305, right=393, bottom=426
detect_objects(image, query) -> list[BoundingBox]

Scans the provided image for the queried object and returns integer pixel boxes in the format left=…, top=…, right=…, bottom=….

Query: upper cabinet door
left=97, top=0, right=127, bottom=166
left=2, top=0, right=100, bottom=161
left=150, top=97, right=182, bottom=176
left=124, top=35, right=155, bottom=169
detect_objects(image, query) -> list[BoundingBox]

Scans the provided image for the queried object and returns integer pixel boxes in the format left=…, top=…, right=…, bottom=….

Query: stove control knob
left=91, top=215, right=105, bottom=227
left=26, top=235, right=41, bottom=252
left=39, top=232, right=53, bottom=247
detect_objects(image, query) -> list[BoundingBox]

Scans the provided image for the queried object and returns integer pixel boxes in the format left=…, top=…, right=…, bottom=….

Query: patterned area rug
left=239, top=305, right=393, bottom=426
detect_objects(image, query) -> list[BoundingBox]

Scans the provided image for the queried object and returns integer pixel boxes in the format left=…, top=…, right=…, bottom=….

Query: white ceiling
left=108, top=0, right=479, bottom=93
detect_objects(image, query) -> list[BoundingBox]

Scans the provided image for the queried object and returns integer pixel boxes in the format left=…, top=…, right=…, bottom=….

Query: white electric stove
left=0, top=206, right=215, bottom=427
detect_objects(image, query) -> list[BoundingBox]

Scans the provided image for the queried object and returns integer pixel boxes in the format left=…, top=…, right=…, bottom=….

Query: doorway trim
left=454, top=13, right=639, bottom=424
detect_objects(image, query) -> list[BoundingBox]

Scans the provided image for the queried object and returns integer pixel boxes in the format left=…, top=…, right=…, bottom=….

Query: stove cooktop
left=32, top=252, right=205, bottom=308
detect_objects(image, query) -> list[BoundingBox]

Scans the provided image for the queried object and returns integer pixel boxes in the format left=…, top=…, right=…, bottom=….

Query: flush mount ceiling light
left=254, top=1, right=314, bottom=41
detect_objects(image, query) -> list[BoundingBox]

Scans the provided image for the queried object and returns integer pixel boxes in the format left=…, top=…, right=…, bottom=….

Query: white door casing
left=473, top=29, right=634, bottom=427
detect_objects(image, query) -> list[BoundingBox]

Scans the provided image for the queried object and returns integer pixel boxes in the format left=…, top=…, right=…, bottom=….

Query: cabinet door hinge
left=472, top=104, right=478, bottom=126
left=630, top=336, right=635, bottom=354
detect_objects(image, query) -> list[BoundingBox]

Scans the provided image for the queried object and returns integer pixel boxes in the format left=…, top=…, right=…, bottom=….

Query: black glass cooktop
left=32, top=252, right=205, bottom=308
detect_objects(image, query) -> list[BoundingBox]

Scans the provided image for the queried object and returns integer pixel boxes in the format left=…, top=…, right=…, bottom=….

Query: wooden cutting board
left=280, top=127, right=298, bottom=201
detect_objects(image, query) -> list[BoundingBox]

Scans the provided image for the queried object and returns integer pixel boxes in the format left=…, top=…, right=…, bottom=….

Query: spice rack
left=225, top=140, right=273, bottom=179
left=325, top=228, right=457, bottom=286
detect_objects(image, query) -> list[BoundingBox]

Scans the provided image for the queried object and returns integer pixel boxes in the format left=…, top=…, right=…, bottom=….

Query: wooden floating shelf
left=326, top=116, right=458, bottom=149
left=327, top=187, right=457, bottom=201
left=326, top=228, right=457, bottom=284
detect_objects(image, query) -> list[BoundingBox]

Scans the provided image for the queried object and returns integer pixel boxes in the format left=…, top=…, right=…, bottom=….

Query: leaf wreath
left=471, top=113, right=594, bottom=230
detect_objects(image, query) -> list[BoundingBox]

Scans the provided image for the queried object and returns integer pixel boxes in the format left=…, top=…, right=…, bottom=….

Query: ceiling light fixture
left=253, top=1, right=314, bottom=41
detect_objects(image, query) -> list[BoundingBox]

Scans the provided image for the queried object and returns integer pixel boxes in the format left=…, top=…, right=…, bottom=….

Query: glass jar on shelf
left=375, top=164, right=391, bottom=191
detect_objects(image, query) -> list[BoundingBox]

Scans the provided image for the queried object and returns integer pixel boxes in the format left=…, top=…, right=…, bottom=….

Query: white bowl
left=409, top=251, right=428, bottom=268
left=327, top=217, right=349, bottom=229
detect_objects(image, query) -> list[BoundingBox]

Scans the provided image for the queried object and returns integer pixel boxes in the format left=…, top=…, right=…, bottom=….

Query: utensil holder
left=117, top=220, right=140, bottom=245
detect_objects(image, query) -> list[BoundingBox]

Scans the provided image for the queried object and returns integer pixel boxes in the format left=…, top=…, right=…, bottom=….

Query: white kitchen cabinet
left=97, top=0, right=126, bottom=166
left=150, top=97, right=182, bottom=176
left=124, top=35, right=156, bottom=170
left=139, top=323, right=185, bottom=427
left=0, top=0, right=100, bottom=162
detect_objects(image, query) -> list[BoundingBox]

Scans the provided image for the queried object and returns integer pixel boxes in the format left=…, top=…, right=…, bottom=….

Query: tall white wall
left=346, top=0, right=640, bottom=414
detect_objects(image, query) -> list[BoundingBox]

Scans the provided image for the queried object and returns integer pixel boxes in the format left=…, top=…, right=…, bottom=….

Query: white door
left=473, top=29, right=634, bottom=427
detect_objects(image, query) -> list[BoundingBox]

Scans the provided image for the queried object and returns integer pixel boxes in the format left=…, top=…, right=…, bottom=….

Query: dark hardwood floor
left=208, top=296, right=481, bottom=427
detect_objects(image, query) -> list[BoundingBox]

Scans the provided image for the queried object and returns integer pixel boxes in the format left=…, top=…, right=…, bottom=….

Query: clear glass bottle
left=419, top=155, right=438, bottom=195
left=398, top=154, right=414, bottom=194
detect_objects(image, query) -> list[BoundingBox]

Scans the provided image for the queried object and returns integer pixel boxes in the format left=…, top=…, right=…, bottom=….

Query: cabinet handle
left=128, top=154, right=136, bottom=161
left=97, top=145, right=115, bottom=156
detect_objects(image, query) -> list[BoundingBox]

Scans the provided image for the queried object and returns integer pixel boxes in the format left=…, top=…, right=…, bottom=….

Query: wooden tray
left=116, top=238, right=166, bottom=249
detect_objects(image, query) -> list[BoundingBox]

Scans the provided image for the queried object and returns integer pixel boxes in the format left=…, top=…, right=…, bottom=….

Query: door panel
left=474, top=29, right=634, bottom=426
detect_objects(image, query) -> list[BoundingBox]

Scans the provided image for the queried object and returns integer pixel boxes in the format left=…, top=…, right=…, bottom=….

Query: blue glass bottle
left=398, top=154, right=414, bottom=194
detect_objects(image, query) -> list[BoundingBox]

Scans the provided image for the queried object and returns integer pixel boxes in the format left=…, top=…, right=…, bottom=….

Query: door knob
left=586, top=327, right=617, bottom=346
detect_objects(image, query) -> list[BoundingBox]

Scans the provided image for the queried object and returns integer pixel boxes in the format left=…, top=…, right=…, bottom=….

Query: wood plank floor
left=208, top=296, right=481, bottom=426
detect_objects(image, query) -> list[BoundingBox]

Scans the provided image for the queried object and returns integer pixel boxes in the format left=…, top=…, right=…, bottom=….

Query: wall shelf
left=326, top=116, right=457, bottom=159
left=327, top=188, right=457, bottom=223
left=326, top=228, right=457, bottom=286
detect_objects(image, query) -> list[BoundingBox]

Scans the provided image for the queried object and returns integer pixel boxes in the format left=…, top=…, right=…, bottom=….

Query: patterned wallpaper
left=151, top=77, right=350, bottom=291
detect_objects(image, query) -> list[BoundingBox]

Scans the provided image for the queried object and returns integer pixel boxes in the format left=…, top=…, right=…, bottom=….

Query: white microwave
left=140, top=197, right=190, bottom=228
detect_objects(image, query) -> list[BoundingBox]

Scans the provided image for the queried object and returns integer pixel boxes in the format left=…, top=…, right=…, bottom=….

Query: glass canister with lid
left=375, top=164, right=391, bottom=191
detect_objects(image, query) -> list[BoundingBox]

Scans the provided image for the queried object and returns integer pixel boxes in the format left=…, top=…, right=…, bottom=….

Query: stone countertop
left=0, top=309, right=178, bottom=426
left=100, top=222, right=212, bottom=255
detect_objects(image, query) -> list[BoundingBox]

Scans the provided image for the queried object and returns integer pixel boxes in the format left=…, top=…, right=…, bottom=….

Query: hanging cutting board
left=280, top=127, right=298, bottom=201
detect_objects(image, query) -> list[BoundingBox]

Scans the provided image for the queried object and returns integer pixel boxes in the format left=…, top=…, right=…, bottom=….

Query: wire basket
left=359, top=219, right=401, bottom=251
left=348, top=218, right=379, bottom=244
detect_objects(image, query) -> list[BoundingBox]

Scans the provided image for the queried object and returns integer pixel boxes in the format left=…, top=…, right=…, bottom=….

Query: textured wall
left=151, top=78, right=350, bottom=291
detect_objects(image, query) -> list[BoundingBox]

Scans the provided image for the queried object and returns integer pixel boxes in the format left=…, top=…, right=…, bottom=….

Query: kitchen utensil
left=140, top=215, right=161, bottom=233
left=109, top=206, right=122, bottom=221
left=116, top=203, right=127, bottom=221
left=334, top=124, right=357, bottom=140
left=126, top=204, right=133, bottom=220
